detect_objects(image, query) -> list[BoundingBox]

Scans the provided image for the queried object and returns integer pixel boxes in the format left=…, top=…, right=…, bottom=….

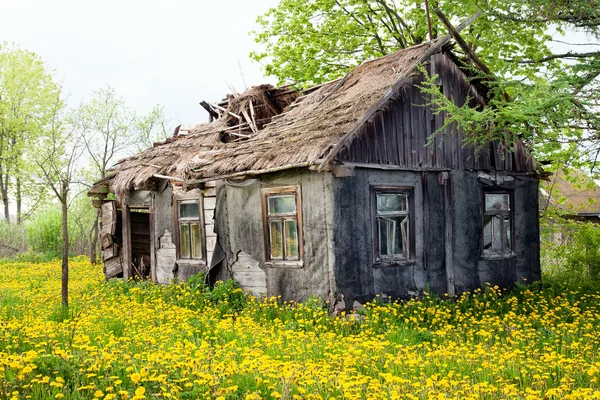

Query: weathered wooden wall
left=331, top=168, right=541, bottom=306
left=337, top=53, right=534, bottom=173
left=213, top=169, right=335, bottom=302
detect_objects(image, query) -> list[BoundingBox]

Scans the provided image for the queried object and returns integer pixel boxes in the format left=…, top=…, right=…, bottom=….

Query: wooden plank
left=204, top=225, right=216, bottom=238
left=204, top=208, right=215, bottom=224
left=121, top=196, right=132, bottom=281
left=102, top=245, right=117, bottom=261
left=104, top=256, right=123, bottom=279
left=443, top=172, right=455, bottom=297
left=206, top=236, right=217, bottom=253
left=204, top=180, right=216, bottom=188
left=203, top=187, right=216, bottom=197
left=149, top=206, right=156, bottom=283
left=203, top=197, right=216, bottom=210
left=101, top=201, right=117, bottom=235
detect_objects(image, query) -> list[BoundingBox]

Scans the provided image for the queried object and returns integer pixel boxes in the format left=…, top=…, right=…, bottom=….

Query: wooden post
left=121, top=192, right=133, bottom=280
left=149, top=201, right=156, bottom=283
left=441, top=172, right=456, bottom=297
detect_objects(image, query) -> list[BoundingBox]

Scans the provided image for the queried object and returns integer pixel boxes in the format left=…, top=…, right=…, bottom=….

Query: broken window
left=482, top=192, right=513, bottom=255
left=374, top=189, right=412, bottom=263
left=176, top=197, right=204, bottom=260
left=262, top=187, right=302, bottom=262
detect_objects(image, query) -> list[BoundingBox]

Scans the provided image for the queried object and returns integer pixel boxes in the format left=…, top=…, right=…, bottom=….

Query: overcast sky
left=0, top=0, right=280, bottom=128
left=2, top=1, right=598, bottom=130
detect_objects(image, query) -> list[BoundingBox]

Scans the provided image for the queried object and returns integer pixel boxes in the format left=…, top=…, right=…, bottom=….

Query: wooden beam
left=317, top=11, right=482, bottom=171
left=441, top=172, right=455, bottom=297
left=152, top=173, right=185, bottom=183
left=200, top=101, right=219, bottom=121
left=434, top=8, right=490, bottom=74
left=121, top=192, right=133, bottom=281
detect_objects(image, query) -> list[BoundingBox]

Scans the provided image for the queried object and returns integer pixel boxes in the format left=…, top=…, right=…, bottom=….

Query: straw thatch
left=106, top=42, right=432, bottom=194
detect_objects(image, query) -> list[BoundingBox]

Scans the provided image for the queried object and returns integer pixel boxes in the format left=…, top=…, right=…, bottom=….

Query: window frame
left=371, top=186, right=415, bottom=266
left=261, top=185, right=303, bottom=265
left=173, top=192, right=206, bottom=262
left=481, top=189, right=515, bottom=258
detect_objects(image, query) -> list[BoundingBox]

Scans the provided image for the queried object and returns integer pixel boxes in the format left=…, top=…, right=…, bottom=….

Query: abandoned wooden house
left=88, top=27, right=541, bottom=306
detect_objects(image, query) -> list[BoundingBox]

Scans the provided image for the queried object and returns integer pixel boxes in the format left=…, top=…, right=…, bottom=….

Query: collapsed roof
left=105, top=42, right=435, bottom=194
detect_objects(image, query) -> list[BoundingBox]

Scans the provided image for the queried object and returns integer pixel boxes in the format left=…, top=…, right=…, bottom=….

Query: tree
left=0, top=43, right=60, bottom=224
left=251, top=0, right=600, bottom=171
left=34, top=88, right=85, bottom=307
left=74, top=86, right=168, bottom=264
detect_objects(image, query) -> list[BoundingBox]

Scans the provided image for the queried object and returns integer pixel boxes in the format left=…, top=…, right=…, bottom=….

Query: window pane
left=377, top=193, right=408, bottom=213
left=180, top=224, right=190, bottom=258
left=485, top=193, right=510, bottom=212
left=180, top=202, right=200, bottom=219
left=269, top=219, right=283, bottom=259
left=378, top=218, right=390, bottom=258
left=504, top=216, right=511, bottom=250
left=191, top=223, right=202, bottom=259
left=483, top=215, right=504, bottom=251
left=284, top=219, right=299, bottom=260
left=268, top=195, right=296, bottom=214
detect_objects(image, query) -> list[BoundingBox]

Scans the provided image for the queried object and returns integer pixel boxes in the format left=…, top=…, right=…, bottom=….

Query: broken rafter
left=200, top=101, right=219, bottom=121
left=211, top=103, right=242, bottom=120
left=434, top=8, right=491, bottom=74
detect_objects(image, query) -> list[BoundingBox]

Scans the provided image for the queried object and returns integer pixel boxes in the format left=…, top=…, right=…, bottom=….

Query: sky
left=0, top=0, right=280, bottom=129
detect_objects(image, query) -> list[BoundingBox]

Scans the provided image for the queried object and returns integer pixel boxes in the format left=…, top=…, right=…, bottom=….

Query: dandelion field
left=1, top=259, right=599, bottom=399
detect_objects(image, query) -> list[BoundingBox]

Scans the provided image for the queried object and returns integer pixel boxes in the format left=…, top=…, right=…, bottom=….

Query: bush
left=541, top=216, right=600, bottom=284
left=0, top=220, right=27, bottom=258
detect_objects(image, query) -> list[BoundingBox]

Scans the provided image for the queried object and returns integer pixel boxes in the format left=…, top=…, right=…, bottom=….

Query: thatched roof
left=105, top=42, right=434, bottom=194
left=541, top=169, right=600, bottom=215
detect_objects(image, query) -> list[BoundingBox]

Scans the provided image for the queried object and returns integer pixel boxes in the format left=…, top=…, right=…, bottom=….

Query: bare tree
left=75, top=86, right=168, bottom=265
left=35, top=88, right=85, bottom=307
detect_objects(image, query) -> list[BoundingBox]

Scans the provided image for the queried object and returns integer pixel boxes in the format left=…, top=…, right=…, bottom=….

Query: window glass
left=180, top=202, right=200, bottom=219
left=179, top=224, right=191, bottom=258
left=378, top=216, right=408, bottom=259
left=485, top=193, right=510, bottom=212
left=269, top=220, right=283, bottom=259
left=191, top=223, right=202, bottom=259
left=377, top=193, right=408, bottom=213
left=268, top=195, right=297, bottom=214
left=284, top=219, right=299, bottom=260
left=504, top=216, right=511, bottom=249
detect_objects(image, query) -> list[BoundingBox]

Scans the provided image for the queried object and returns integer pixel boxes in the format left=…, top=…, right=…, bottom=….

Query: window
left=175, top=197, right=204, bottom=260
left=374, top=188, right=413, bottom=263
left=482, top=192, right=513, bottom=255
left=262, top=187, right=302, bottom=262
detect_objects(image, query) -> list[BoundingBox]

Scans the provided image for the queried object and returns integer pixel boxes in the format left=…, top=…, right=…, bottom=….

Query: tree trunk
left=0, top=168, right=9, bottom=224
left=16, top=176, right=21, bottom=224
left=61, top=181, right=69, bottom=308
left=89, top=208, right=99, bottom=265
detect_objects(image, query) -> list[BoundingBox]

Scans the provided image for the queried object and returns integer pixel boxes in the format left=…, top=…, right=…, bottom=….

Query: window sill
left=265, top=260, right=304, bottom=269
left=480, top=251, right=516, bottom=261
left=176, top=259, right=207, bottom=266
left=373, top=259, right=416, bottom=268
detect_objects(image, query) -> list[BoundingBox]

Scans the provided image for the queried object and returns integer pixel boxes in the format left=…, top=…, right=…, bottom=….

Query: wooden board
left=101, top=201, right=117, bottom=235
left=231, top=251, right=267, bottom=296
left=102, top=245, right=118, bottom=261
left=104, top=255, right=123, bottom=279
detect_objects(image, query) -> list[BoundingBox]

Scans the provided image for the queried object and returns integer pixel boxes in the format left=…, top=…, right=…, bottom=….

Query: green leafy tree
left=0, top=43, right=60, bottom=224
left=251, top=0, right=600, bottom=171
